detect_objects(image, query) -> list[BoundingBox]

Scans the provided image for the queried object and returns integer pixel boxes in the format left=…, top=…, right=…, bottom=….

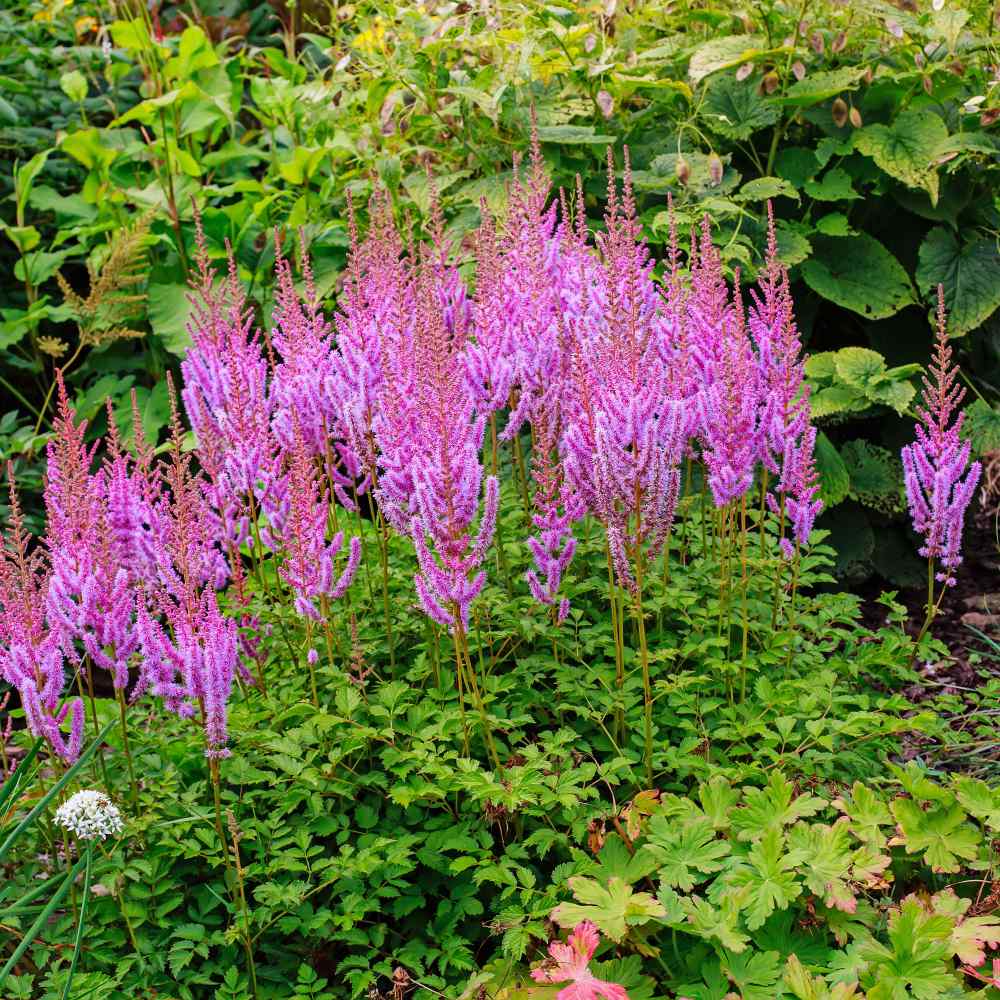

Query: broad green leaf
left=733, top=772, right=826, bottom=842
left=724, top=829, right=805, bottom=930
left=803, top=167, right=860, bottom=201
left=814, top=213, right=854, bottom=236
left=147, top=280, right=194, bottom=355
left=855, top=110, right=949, bottom=205
left=551, top=876, right=665, bottom=941
left=771, top=66, right=868, bottom=107
left=833, top=347, right=886, bottom=390
left=961, top=399, right=1000, bottom=454
left=702, top=73, right=779, bottom=140
left=643, top=816, right=730, bottom=890
left=688, top=35, right=767, bottom=83
left=535, top=125, right=614, bottom=145
left=814, top=432, right=850, bottom=508
left=915, top=227, right=1000, bottom=337
left=861, top=899, right=955, bottom=1000
left=60, top=70, right=88, bottom=103
left=891, top=798, right=981, bottom=873
left=682, top=895, right=750, bottom=952
left=774, top=146, right=818, bottom=187
left=953, top=776, right=1000, bottom=830
left=809, top=385, right=868, bottom=418
left=801, top=235, right=913, bottom=319
left=736, top=176, right=799, bottom=202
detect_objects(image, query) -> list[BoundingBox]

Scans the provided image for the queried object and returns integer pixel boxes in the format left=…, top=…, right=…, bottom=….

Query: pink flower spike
left=531, top=921, right=629, bottom=1000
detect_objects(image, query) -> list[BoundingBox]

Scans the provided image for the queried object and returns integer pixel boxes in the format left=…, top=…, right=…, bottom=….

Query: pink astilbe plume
left=749, top=209, right=822, bottom=554
left=374, top=249, right=498, bottom=631
left=332, top=191, right=413, bottom=482
left=531, top=921, right=629, bottom=1000
left=270, top=233, right=364, bottom=508
left=562, top=149, right=685, bottom=588
left=136, top=586, right=239, bottom=758
left=526, top=393, right=584, bottom=622
left=180, top=228, right=284, bottom=551
left=901, top=287, right=981, bottom=586
left=279, top=425, right=361, bottom=620
left=696, top=283, right=765, bottom=509
left=44, top=379, right=138, bottom=692
left=0, top=466, right=82, bottom=762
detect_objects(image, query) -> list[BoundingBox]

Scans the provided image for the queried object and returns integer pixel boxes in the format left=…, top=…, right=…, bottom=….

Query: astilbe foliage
left=901, top=287, right=981, bottom=586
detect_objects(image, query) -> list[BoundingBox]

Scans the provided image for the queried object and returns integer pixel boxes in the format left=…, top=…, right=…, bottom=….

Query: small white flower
left=54, top=790, right=124, bottom=842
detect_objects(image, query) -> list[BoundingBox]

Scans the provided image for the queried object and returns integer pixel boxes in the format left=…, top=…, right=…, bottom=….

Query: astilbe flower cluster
left=901, top=287, right=982, bottom=586
left=562, top=152, right=685, bottom=589
left=181, top=233, right=284, bottom=552
left=374, top=249, right=498, bottom=631
left=0, top=466, right=82, bottom=762
left=279, top=426, right=361, bottom=620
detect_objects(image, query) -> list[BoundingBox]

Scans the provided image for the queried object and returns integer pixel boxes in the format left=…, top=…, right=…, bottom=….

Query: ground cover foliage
left=0, top=2, right=1000, bottom=999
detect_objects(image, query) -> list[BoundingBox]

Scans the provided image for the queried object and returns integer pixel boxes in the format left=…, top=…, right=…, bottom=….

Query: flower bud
left=849, top=106, right=862, bottom=128
left=832, top=97, right=849, bottom=127
left=596, top=90, right=613, bottom=118
left=676, top=155, right=691, bottom=186
left=736, top=61, right=753, bottom=81
left=708, top=153, right=724, bottom=186
left=762, top=71, right=780, bottom=94
left=832, top=30, right=846, bottom=53
left=792, top=61, right=806, bottom=81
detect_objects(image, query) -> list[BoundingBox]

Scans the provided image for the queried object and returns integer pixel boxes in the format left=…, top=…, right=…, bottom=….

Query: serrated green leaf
left=688, top=35, right=767, bottom=83
left=644, top=816, right=730, bottom=890
left=803, top=167, right=860, bottom=202
left=916, top=227, right=1000, bottom=337
left=815, top=432, right=850, bottom=508
left=772, top=66, right=868, bottom=107
left=892, top=798, right=981, bottom=873
left=702, top=73, right=780, bottom=140
left=551, top=876, right=665, bottom=941
left=535, top=125, right=614, bottom=145
left=855, top=110, right=949, bottom=205
left=736, top=176, right=799, bottom=202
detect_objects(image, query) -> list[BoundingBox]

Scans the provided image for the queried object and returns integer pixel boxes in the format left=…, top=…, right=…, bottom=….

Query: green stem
left=60, top=844, right=92, bottom=1000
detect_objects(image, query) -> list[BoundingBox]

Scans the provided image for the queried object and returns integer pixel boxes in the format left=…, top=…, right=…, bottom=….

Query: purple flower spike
left=901, top=288, right=981, bottom=586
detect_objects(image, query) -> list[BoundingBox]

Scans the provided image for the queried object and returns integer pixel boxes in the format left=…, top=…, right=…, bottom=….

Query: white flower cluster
left=53, top=790, right=124, bottom=842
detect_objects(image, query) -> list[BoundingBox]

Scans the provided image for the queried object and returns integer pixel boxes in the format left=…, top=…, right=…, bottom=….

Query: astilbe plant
left=901, top=286, right=982, bottom=643
left=0, top=465, right=82, bottom=762
left=279, top=425, right=361, bottom=704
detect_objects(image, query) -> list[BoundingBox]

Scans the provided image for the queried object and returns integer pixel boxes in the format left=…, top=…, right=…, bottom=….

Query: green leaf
left=814, top=213, right=854, bottom=236
left=736, top=176, right=799, bottom=202
left=535, top=125, right=614, bottom=145
left=916, top=227, right=1000, bottom=337
left=702, top=74, right=779, bottom=140
left=809, top=385, right=868, bottom=419
left=772, top=66, right=868, bottom=107
left=147, top=279, right=194, bottom=355
left=833, top=347, right=886, bottom=390
left=953, top=776, right=1000, bottom=831
left=682, top=895, right=750, bottom=952
left=774, top=147, right=818, bottom=187
left=59, top=70, right=88, bottom=104
left=803, top=167, right=860, bottom=202
left=801, top=235, right=913, bottom=319
left=643, top=816, right=730, bottom=890
left=854, top=110, right=949, bottom=205
left=862, top=898, right=955, bottom=1000
left=891, top=798, right=981, bottom=873
left=733, top=773, right=826, bottom=842
left=725, top=828, right=805, bottom=930
left=551, top=876, right=665, bottom=941
left=688, top=35, right=767, bottom=83
left=815, top=432, right=850, bottom=508
left=961, top=399, right=1000, bottom=454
